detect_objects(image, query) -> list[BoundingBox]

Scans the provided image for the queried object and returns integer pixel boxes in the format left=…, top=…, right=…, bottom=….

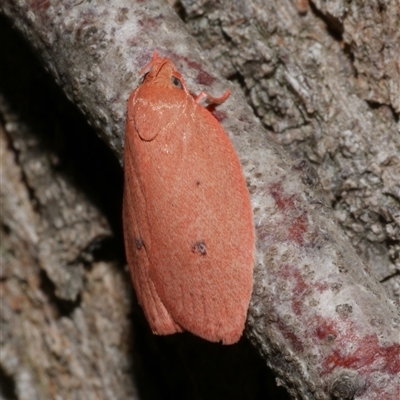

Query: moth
left=123, top=52, right=254, bottom=344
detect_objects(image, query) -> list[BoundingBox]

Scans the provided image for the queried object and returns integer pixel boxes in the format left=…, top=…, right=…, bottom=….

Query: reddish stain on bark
left=315, top=281, right=329, bottom=292
left=196, top=69, right=216, bottom=86
left=269, top=183, right=309, bottom=245
left=208, top=109, right=227, bottom=122
left=270, top=182, right=296, bottom=210
left=280, top=265, right=308, bottom=294
left=309, top=316, right=400, bottom=382
left=138, top=17, right=159, bottom=28
left=288, top=214, right=307, bottom=244
left=324, top=334, right=400, bottom=375
left=278, top=265, right=328, bottom=316
left=31, top=0, right=50, bottom=11
left=182, top=58, right=216, bottom=86
left=314, top=318, right=337, bottom=341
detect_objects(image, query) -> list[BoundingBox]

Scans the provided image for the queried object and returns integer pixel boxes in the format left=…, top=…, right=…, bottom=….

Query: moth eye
left=171, top=76, right=183, bottom=89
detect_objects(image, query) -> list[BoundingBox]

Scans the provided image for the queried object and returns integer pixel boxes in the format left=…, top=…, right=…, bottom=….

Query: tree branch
left=1, top=0, right=399, bottom=399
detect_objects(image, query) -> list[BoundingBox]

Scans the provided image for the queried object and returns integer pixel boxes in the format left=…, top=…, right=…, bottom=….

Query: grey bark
left=0, top=53, right=137, bottom=400
left=1, top=0, right=399, bottom=399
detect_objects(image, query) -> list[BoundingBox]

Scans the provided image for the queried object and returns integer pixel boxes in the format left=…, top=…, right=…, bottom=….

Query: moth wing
left=123, top=133, right=182, bottom=335
left=140, top=105, right=254, bottom=344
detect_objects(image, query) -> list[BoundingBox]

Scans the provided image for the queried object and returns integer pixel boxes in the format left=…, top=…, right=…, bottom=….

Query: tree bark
left=1, top=1, right=399, bottom=399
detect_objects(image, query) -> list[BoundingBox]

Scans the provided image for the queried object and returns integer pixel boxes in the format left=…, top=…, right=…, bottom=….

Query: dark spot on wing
left=135, top=238, right=143, bottom=250
left=191, top=241, right=207, bottom=256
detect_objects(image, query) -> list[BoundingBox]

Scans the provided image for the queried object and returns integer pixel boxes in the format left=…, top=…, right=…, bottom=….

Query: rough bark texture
left=314, top=0, right=400, bottom=113
left=1, top=0, right=399, bottom=399
left=0, top=39, right=137, bottom=399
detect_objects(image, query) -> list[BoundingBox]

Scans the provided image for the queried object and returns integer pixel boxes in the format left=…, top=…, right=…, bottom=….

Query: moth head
left=139, top=51, right=187, bottom=92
